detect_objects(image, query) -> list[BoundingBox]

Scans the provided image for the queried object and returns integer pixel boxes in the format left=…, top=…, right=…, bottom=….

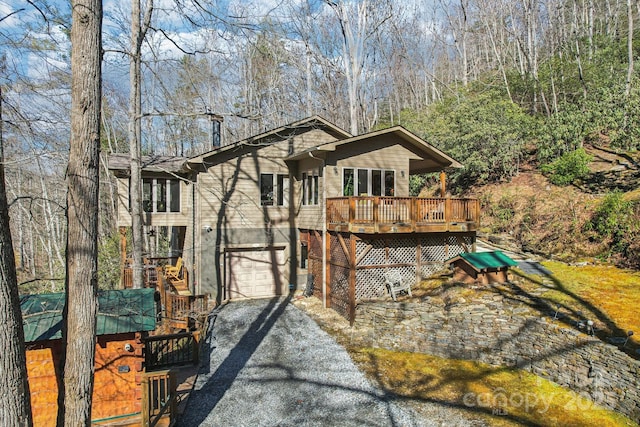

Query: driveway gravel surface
left=177, top=296, right=428, bottom=427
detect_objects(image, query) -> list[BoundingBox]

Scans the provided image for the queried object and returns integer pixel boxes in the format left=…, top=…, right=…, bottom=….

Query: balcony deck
left=326, top=197, right=480, bottom=234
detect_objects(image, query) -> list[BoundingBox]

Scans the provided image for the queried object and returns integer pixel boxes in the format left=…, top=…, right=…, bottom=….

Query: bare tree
left=57, top=0, right=102, bottom=425
left=325, top=0, right=393, bottom=135
left=129, top=0, right=154, bottom=289
left=625, top=0, right=633, bottom=98
left=0, top=86, right=33, bottom=426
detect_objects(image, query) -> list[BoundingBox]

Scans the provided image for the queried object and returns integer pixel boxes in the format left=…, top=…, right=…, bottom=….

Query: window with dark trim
left=301, top=171, right=319, bottom=205
left=141, top=178, right=181, bottom=213
left=260, top=173, right=289, bottom=206
left=300, top=242, right=308, bottom=269
left=260, top=173, right=274, bottom=206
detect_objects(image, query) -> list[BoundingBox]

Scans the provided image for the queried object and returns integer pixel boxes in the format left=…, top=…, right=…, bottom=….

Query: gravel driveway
left=177, top=296, right=427, bottom=427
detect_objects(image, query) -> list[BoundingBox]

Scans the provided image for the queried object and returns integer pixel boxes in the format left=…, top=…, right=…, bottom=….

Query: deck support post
left=349, top=235, right=356, bottom=326
left=324, top=230, right=330, bottom=309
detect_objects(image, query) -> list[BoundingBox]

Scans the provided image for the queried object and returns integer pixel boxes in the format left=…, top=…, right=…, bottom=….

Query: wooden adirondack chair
left=164, top=257, right=182, bottom=281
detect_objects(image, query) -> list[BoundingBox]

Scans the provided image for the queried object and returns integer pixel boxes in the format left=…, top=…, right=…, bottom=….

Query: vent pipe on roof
left=209, top=113, right=224, bottom=148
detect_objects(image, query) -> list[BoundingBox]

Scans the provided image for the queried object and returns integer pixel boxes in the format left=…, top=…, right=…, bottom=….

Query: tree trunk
left=129, top=0, right=153, bottom=289
left=625, top=0, right=633, bottom=98
left=57, top=1, right=102, bottom=425
left=130, top=0, right=144, bottom=289
left=0, top=88, right=33, bottom=426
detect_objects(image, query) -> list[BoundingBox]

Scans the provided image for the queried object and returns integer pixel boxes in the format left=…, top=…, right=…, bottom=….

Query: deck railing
left=144, top=331, right=200, bottom=370
left=166, top=292, right=209, bottom=329
left=141, top=369, right=176, bottom=427
left=122, top=257, right=182, bottom=289
left=327, top=196, right=480, bottom=234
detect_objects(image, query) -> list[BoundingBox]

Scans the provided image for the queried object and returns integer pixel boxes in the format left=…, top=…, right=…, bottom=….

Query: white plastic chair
left=384, top=270, right=412, bottom=301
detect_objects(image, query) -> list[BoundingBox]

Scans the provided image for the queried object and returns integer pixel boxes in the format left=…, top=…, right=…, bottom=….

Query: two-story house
left=109, top=116, right=479, bottom=322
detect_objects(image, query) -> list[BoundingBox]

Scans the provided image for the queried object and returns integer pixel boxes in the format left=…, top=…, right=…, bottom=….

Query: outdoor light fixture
left=124, top=343, right=133, bottom=352
left=203, top=225, right=212, bottom=233
left=587, top=320, right=594, bottom=336
left=334, top=166, right=338, bottom=174
left=624, top=330, right=634, bottom=347
left=553, top=303, right=562, bottom=320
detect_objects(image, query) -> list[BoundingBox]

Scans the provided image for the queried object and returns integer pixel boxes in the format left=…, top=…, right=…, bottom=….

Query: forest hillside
left=3, top=0, right=640, bottom=292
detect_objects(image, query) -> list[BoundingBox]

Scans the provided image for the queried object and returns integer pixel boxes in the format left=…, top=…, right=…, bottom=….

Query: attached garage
left=225, top=247, right=287, bottom=299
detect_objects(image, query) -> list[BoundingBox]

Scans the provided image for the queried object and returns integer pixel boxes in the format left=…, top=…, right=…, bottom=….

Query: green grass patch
left=513, top=261, right=640, bottom=347
left=350, top=347, right=636, bottom=427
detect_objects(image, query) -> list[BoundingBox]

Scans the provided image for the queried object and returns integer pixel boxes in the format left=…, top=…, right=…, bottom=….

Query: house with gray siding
left=109, top=116, right=479, bottom=321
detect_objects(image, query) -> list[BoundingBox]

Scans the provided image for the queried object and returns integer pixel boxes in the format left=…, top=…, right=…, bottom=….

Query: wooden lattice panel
left=309, top=258, right=323, bottom=298
left=461, top=234, right=475, bottom=250
left=394, top=266, right=417, bottom=289
left=356, top=268, right=386, bottom=299
left=420, top=264, right=443, bottom=279
left=309, top=231, right=323, bottom=258
left=356, top=238, right=386, bottom=266
left=330, top=233, right=350, bottom=266
left=330, top=264, right=350, bottom=320
left=447, top=234, right=465, bottom=257
left=420, top=235, right=448, bottom=262
left=387, top=236, right=417, bottom=265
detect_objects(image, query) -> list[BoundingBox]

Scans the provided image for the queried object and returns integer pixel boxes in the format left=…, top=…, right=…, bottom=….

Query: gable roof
left=108, top=154, right=190, bottom=175
left=187, top=115, right=352, bottom=166
left=21, top=288, right=156, bottom=343
left=285, top=126, right=462, bottom=173
left=447, top=251, right=518, bottom=272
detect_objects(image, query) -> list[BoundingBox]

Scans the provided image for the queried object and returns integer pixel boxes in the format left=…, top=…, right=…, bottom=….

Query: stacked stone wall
left=353, top=293, right=640, bottom=421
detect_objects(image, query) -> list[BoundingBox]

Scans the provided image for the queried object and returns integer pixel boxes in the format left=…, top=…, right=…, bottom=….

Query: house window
left=343, top=168, right=354, bottom=196
left=142, top=178, right=180, bottom=213
left=301, top=171, right=319, bottom=205
left=260, top=173, right=274, bottom=206
left=357, top=169, right=368, bottom=196
left=260, top=173, right=289, bottom=206
left=372, top=169, right=382, bottom=196
left=384, top=170, right=395, bottom=196
left=300, top=242, right=308, bottom=269
left=342, top=168, right=395, bottom=196
left=278, top=174, right=290, bottom=206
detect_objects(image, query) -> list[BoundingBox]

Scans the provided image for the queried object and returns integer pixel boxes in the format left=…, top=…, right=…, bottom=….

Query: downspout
left=191, top=174, right=196, bottom=294
left=308, top=151, right=327, bottom=309
left=185, top=162, right=197, bottom=295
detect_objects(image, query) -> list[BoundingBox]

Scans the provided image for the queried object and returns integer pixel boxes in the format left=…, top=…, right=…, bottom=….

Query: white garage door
left=225, top=248, right=287, bottom=299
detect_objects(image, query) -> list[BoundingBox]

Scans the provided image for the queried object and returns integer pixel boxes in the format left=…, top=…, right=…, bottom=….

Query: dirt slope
left=458, top=145, right=639, bottom=265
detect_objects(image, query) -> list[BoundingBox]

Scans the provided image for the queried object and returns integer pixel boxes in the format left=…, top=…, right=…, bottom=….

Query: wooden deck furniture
left=326, top=196, right=480, bottom=234
left=164, top=257, right=183, bottom=281
left=164, top=257, right=182, bottom=280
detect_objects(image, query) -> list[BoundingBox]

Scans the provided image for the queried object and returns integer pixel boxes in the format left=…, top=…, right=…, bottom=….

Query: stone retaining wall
left=353, top=292, right=640, bottom=421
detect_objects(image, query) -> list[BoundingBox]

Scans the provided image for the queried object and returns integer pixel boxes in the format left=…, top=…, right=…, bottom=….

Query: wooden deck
left=326, top=197, right=480, bottom=234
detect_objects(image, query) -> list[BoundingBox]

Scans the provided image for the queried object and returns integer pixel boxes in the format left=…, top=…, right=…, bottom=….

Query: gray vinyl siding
left=324, top=138, right=421, bottom=198
left=194, top=128, right=339, bottom=297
